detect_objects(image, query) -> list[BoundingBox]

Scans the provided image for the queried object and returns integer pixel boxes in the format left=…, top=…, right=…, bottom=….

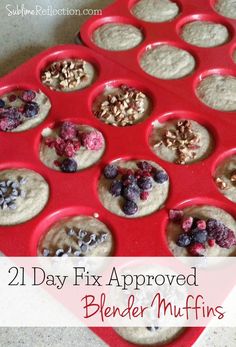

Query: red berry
left=140, top=191, right=149, bottom=200
left=208, top=239, right=215, bottom=247
left=169, top=209, right=184, bottom=222
left=188, top=243, right=205, bottom=256
left=197, top=219, right=206, bottom=230
left=8, top=94, right=17, bottom=102
left=182, top=217, right=193, bottom=232
left=21, top=90, right=36, bottom=102
left=60, top=121, right=77, bottom=140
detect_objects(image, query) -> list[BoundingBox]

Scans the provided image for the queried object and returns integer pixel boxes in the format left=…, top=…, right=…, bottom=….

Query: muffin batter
left=38, top=215, right=113, bottom=257
left=92, top=23, right=143, bottom=51
left=131, top=0, right=179, bottom=23
left=0, top=168, right=49, bottom=226
left=140, top=44, right=195, bottom=79
left=215, top=155, right=236, bottom=203
left=196, top=74, right=236, bottom=111
left=181, top=21, right=229, bottom=48
left=214, top=0, right=236, bottom=19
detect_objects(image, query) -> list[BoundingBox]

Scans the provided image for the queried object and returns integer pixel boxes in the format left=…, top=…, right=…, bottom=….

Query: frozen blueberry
left=122, top=184, right=140, bottom=202
left=122, top=200, right=138, bottom=215
left=103, top=164, right=118, bottom=179
left=121, top=173, right=136, bottom=184
left=24, top=102, right=39, bottom=118
left=0, top=99, right=5, bottom=108
left=60, top=158, right=77, bottom=173
left=137, top=176, right=153, bottom=191
left=176, top=233, right=192, bottom=247
left=191, top=229, right=208, bottom=244
left=109, top=180, right=123, bottom=197
left=0, top=116, right=21, bottom=131
left=153, top=170, right=168, bottom=184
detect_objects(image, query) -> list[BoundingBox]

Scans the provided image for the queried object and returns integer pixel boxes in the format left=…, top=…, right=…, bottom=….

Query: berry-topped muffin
left=0, top=89, right=51, bottom=132
left=40, top=121, right=105, bottom=172
left=167, top=205, right=236, bottom=256
left=98, top=160, right=169, bottom=218
left=38, top=215, right=113, bottom=257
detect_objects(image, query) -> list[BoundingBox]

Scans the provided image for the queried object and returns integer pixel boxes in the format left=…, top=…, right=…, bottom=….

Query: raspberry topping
left=60, top=121, right=77, bottom=140
left=81, top=130, right=104, bottom=150
left=170, top=210, right=236, bottom=255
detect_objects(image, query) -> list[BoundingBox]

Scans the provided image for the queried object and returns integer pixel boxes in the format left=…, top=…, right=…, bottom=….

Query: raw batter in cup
left=38, top=215, right=113, bottom=257
left=196, top=74, right=236, bottom=111
left=0, top=168, right=49, bottom=226
left=98, top=160, right=169, bottom=218
left=131, top=0, right=179, bottom=23
left=167, top=205, right=236, bottom=256
left=92, top=23, right=143, bottom=51
left=181, top=21, right=229, bottom=48
left=214, top=0, right=236, bottom=19
left=215, top=154, right=236, bottom=203
left=149, top=119, right=213, bottom=164
left=0, top=89, right=51, bottom=132
left=140, top=44, right=195, bottom=79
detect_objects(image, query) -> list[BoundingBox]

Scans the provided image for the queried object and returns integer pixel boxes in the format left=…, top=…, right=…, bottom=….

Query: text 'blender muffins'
left=98, top=160, right=169, bottom=218
left=40, top=121, right=105, bottom=172
left=167, top=205, right=236, bottom=256
left=0, top=89, right=51, bottom=132
left=0, top=169, right=49, bottom=226
left=38, top=216, right=113, bottom=257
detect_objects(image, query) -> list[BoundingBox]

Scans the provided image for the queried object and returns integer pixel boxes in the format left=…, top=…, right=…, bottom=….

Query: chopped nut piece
left=216, top=177, right=228, bottom=190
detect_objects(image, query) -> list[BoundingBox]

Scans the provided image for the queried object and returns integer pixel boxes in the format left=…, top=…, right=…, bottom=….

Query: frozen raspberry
left=153, top=170, right=169, bottom=184
left=207, top=219, right=236, bottom=249
left=182, top=217, right=193, bottom=232
left=122, top=184, right=140, bottom=202
left=188, top=243, right=206, bottom=256
left=140, top=191, right=149, bottom=200
left=137, top=161, right=153, bottom=172
left=60, top=121, right=77, bottom=140
left=142, top=171, right=152, bottom=177
left=24, top=102, right=39, bottom=118
left=169, top=209, right=184, bottom=222
left=81, top=130, right=104, bottom=150
left=0, top=99, right=5, bottom=108
left=191, top=229, right=208, bottom=244
left=60, top=158, right=77, bottom=173
left=8, top=94, right=17, bottom=102
left=104, top=164, right=118, bottom=179
left=177, top=233, right=192, bottom=247
left=21, top=90, right=36, bottom=102
left=122, top=200, right=138, bottom=215
left=109, top=180, right=123, bottom=197
left=208, top=239, right=215, bottom=247
left=45, top=137, right=55, bottom=148
left=137, top=176, right=153, bottom=191
left=64, top=141, right=78, bottom=157
left=18, top=106, right=25, bottom=113
left=122, top=174, right=136, bottom=186
left=197, top=220, right=206, bottom=230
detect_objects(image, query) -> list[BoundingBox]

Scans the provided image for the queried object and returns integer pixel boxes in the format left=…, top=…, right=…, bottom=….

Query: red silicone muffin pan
left=1, top=8, right=236, bottom=342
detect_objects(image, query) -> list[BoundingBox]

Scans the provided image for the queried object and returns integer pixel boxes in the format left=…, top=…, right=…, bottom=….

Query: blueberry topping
left=60, top=158, right=77, bottom=173
left=137, top=176, right=153, bottom=191
left=176, top=233, right=192, bottom=247
left=0, top=99, right=5, bottom=108
left=24, top=102, right=39, bottom=118
left=153, top=170, right=168, bottom=184
left=122, top=184, right=140, bottom=202
left=191, top=229, right=208, bottom=244
left=122, top=200, right=138, bottom=215
left=109, top=180, right=123, bottom=197
left=103, top=164, right=118, bottom=179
